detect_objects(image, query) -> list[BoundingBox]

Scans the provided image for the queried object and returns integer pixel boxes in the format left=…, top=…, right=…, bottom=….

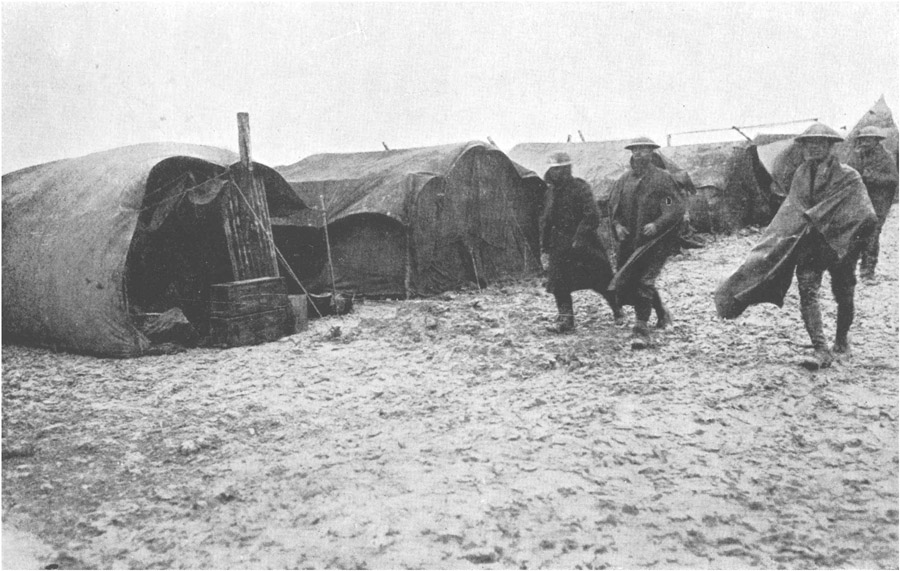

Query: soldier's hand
left=540, top=253, right=550, bottom=271
left=615, top=222, right=630, bottom=240
left=642, top=222, right=657, bottom=237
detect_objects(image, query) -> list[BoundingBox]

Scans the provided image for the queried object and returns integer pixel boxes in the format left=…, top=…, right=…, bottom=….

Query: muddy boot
left=609, top=297, right=625, bottom=326
left=833, top=335, right=851, bottom=357
left=547, top=294, right=575, bottom=334
left=652, top=291, right=673, bottom=329
left=547, top=313, right=575, bottom=334
left=799, top=291, right=832, bottom=370
left=801, top=346, right=834, bottom=371
left=630, top=320, right=651, bottom=350
left=832, top=296, right=854, bottom=358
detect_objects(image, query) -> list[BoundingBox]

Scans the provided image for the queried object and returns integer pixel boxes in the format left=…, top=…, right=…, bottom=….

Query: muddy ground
left=3, top=211, right=898, bottom=570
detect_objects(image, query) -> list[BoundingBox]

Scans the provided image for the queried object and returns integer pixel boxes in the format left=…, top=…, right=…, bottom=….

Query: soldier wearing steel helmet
left=607, top=137, right=687, bottom=349
left=846, top=125, right=899, bottom=283
left=539, top=151, right=622, bottom=333
left=715, top=123, right=876, bottom=370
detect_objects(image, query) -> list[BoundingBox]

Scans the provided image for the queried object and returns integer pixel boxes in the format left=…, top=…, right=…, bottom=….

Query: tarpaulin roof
left=275, top=141, right=544, bottom=297
left=507, top=140, right=689, bottom=200
left=277, top=141, right=543, bottom=226
left=658, top=141, right=746, bottom=190
left=2, top=143, right=303, bottom=357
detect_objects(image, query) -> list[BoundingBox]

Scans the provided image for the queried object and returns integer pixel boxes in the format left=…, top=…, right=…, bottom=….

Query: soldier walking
left=608, top=137, right=686, bottom=349
left=540, top=151, right=622, bottom=333
left=846, top=126, right=899, bottom=283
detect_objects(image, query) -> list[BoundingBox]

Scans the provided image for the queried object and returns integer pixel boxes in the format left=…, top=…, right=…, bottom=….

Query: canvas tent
left=2, top=143, right=306, bottom=357
left=276, top=141, right=543, bottom=297
left=658, top=141, right=784, bottom=233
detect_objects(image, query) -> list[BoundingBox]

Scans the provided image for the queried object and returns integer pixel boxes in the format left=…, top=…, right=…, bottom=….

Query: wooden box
left=209, top=306, right=294, bottom=347
left=208, top=277, right=293, bottom=347
left=209, top=277, right=289, bottom=317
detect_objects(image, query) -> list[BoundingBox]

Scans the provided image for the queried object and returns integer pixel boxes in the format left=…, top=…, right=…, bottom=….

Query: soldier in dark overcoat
left=608, top=138, right=686, bottom=349
left=540, top=151, right=622, bottom=333
left=846, top=126, right=899, bottom=283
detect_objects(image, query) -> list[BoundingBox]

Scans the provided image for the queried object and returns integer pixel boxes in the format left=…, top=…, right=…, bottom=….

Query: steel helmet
left=795, top=123, right=844, bottom=143
left=856, top=126, right=886, bottom=140
left=624, top=136, right=661, bottom=150
left=547, top=151, right=572, bottom=167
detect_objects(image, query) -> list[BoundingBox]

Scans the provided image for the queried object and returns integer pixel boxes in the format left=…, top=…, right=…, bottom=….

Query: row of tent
left=3, top=97, right=897, bottom=356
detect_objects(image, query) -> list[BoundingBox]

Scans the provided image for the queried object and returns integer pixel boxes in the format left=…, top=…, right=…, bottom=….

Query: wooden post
left=220, top=112, right=279, bottom=280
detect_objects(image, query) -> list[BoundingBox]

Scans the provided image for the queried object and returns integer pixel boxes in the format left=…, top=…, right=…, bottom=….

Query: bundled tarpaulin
left=2, top=143, right=305, bottom=357
left=507, top=140, right=693, bottom=203
left=276, top=141, right=543, bottom=297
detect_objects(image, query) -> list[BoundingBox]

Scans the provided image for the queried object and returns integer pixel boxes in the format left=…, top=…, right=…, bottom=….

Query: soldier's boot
left=652, top=290, right=673, bottom=330
left=832, top=289, right=855, bottom=358
left=547, top=295, right=575, bottom=334
left=630, top=320, right=651, bottom=350
left=800, top=297, right=833, bottom=371
left=600, top=291, right=625, bottom=326
left=859, top=239, right=879, bottom=283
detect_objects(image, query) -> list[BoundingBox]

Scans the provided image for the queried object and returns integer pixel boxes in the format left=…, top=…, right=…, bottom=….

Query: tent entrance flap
left=125, top=158, right=235, bottom=336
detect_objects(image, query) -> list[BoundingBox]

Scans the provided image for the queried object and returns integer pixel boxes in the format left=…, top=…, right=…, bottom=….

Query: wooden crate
left=209, top=277, right=293, bottom=347
left=209, top=277, right=288, bottom=317
left=209, top=306, right=294, bottom=347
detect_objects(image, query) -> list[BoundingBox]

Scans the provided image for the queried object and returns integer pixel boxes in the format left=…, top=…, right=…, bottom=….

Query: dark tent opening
left=125, top=157, right=235, bottom=336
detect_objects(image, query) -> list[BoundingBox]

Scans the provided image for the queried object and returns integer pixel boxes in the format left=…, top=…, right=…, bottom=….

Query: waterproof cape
left=715, top=156, right=876, bottom=319
left=608, top=222, right=680, bottom=301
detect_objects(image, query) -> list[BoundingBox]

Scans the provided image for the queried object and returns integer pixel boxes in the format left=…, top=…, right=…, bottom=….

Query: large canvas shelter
left=276, top=141, right=543, bottom=297
left=659, top=141, right=777, bottom=233
left=2, top=143, right=305, bottom=357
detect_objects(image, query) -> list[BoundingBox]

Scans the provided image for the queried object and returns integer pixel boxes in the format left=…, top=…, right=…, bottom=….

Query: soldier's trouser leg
left=830, top=259, right=858, bottom=353
left=861, top=195, right=893, bottom=278
left=593, top=288, right=624, bottom=323
left=630, top=285, right=653, bottom=349
left=860, top=225, right=881, bottom=278
left=652, top=288, right=673, bottom=329
left=797, top=264, right=827, bottom=350
left=796, top=237, right=835, bottom=369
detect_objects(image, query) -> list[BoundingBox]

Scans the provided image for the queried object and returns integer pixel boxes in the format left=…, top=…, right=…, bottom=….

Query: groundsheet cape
left=607, top=223, right=680, bottom=303
left=715, top=157, right=876, bottom=319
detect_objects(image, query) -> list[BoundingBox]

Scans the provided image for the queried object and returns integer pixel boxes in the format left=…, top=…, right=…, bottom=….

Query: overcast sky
left=2, top=2, right=898, bottom=173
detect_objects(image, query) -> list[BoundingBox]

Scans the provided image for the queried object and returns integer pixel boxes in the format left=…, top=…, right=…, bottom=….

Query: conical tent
left=838, top=95, right=899, bottom=164
left=2, top=143, right=305, bottom=357
left=276, top=141, right=543, bottom=297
